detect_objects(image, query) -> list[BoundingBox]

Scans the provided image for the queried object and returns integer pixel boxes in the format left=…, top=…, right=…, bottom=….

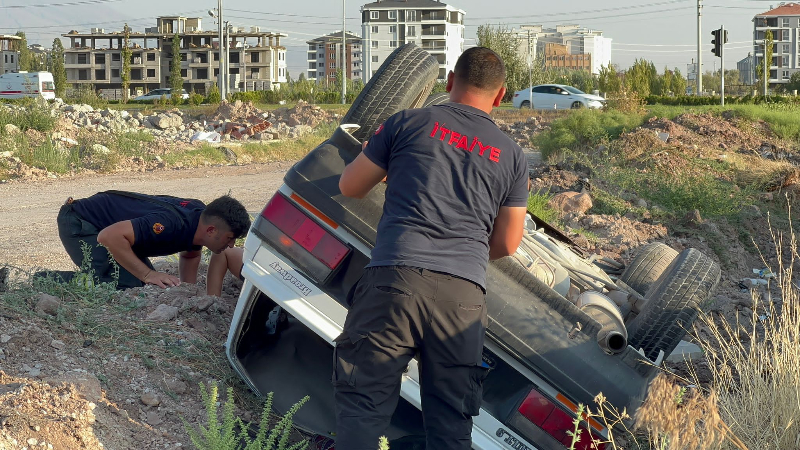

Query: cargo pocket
left=463, top=365, right=491, bottom=416
left=332, top=332, right=366, bottom=388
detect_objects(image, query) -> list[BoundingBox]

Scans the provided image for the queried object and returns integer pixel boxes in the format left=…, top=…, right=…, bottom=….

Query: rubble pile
left=495, top=116, right=548, bottom=147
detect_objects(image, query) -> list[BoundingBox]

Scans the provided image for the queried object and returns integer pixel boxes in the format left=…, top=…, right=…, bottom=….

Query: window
left=389, top=25, right=396, bottom=33
left=388, top=10, right=396, bottom=19
left=95, top=69, right=105, bottom=79
left=782, top=55, right=790, bottom=67
left=251, top=52, right=260, bottom=63
left=372, top=55, right=379, bottom=63
left=319, top=53, right=324, bottom=58
left=354, top=71, right=360, bottom=77
left=782, top=17, right=791, bottom=27
left=111, top=68, right=120, bottom=78
left=407, top=26, right=416, bottom=36
left=112, top=53, right=120, bottom=61
left=214, top=52, right=219, bottom=61
left=309, top=71, right=316, bottom=78
left=783, top=29, right=790, bottom=41
left=95, top=54, right=105, bottom=64
left=330, top=53, right=336, bottom=59
left=309, top=44, right=316, bottom=51
left=77, top=54, right=87, bottom=64
left=309, top=62, right=316, bottom=69
left=180, top=69, right=187, bottom=77
left=147, top=68, right=156, bottom=77
left=371, top=26, right=379, bottom=33
left=328, top=43, right=336, bottom=50
left=147, top=53, right=156, bottom=61
left=407, top=10, right=416, bottom=21
left=389, top=41, right=397, bottom=48
left=783, top=69, right=790, bottom=79
left=197, top=68, right=208, bottom=79
left=78, top=69, right=88, bottom=80
left=329, top=62, right=336, bottom=68
left=783, top=43, right=791, bottom=53
left=370, top=11, right=379, bottom=19
left=372, top=40, right=378, bottom=48
left=354, top=61, right=361, bottom=67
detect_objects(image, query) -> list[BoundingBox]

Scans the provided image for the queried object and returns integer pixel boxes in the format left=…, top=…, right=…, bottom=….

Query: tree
left=476, top=24, right=526, bottom=101
left=756, top=29, right=774, bottom=94
left=14, top=31, right=33, bottom=71
left=672, top=68, right=687, bottom=96
left=625, top=58, right=657, bottom=97
left=784, top=71, right=800, bottom=93
left=170, top=33, right=183, bottom=105
left=121, top=23, right=132, bottom=103
left=597, top=64, right=621, bottom=95
left=51, top=38, right=67, bottom=97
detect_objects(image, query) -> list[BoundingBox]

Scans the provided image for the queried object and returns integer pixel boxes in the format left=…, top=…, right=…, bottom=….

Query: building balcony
left=420, top=33, right=446, bottom=39
left=65, top=63, right=94, bottom=68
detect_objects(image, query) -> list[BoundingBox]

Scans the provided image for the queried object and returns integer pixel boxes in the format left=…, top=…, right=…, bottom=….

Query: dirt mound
left=642, top=113, right=770, bottom=154
left=272, top=100, right=334, bottom=129
left=208, top=99, right=263, bottom=122
left=564, top=212, right=669, bottom=259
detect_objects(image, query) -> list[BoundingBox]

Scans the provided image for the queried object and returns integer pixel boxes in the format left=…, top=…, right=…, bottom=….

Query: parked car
left=0, top=71, right=56, bottom=100
left=133, top=88, right=189, bottom=101
left=512, top=84, right=605, bottom=110
left=225, top=44, right=720, bottom=450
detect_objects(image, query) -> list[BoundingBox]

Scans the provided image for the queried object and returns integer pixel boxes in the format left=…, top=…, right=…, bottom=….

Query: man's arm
left=488, top=206, right=527, bottom=260
left=96, top=220, right=181, bottom=288
left=179, top=250, right=202, bottom=283
left=339, top=149, right=388, bottom=199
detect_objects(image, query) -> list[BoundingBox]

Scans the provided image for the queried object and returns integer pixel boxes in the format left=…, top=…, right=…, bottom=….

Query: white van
left=0, top=72, right=56, bottom=100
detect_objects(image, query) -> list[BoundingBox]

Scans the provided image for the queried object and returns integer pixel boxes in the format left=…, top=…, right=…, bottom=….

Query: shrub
left=533, top=109, right=644, bottom=160
left=0, top=103, right=57, bottom=133
left=189, top=91, right=204, bottom=106
left=205, top=84, right=221, bottom=104
left=64, top=85, right=108, bottom=109
left=645, top=94, right=800, bottom=106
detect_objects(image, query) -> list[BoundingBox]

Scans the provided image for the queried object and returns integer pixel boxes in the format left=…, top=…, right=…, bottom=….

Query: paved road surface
left=0, top=163, right=292, bottom=272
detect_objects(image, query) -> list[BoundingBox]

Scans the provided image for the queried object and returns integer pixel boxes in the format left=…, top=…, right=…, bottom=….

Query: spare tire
left=341, top=43, right=439, bottom=142
left=422, top=92, right=451, bottom=107
left=619, top=242, right=679, bottom=297
left=626, top=248, right=720, bottom=361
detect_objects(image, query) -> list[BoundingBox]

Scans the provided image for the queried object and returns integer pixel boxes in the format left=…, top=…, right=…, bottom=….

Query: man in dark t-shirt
left=335, top=47, right=529, bottom=450
left=51, top=191, right=250, bottom=289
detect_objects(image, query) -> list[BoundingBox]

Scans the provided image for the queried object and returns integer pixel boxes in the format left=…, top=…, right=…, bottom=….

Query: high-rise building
left=62, top=16, right=287, bottom=97
left=306, top=31, right=363, bottom=83
left=515, top=25, right=612, bottom=75
left=361, top=0, right=465, bottom=82
left=753, top=2, right=800, bottom=87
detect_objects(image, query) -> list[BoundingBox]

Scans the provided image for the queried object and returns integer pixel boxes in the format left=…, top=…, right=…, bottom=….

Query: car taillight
left=517, top=389, right=607, bottom=450
left=257, top=193, right=350, bottom=283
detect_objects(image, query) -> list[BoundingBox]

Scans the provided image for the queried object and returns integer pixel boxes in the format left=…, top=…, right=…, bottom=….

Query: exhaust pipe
left=576, top=292, right=628, bottom=354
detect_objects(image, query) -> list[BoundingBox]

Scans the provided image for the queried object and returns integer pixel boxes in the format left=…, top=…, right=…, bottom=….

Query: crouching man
left=54, top=190, right=250, bottom=289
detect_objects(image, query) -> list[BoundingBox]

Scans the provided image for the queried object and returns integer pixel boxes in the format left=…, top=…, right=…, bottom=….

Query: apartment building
left=0, top=35, right=21, bottom=74
left=738, top=54, right=756, bottom=85
left=306, top=31, right=363, bottom=83
left=361, top=0, right=465, bottom=82
left=543, top=43, right=592, bottom=71
left=753, top=2, right=800, bottom=86
left=516, top=25, right=611, bottom=75
left=62, top=16, right=287, bottom=96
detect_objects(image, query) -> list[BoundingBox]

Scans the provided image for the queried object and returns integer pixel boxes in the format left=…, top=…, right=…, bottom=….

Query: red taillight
left=262, top=194, right=348, bottom=269
left=517, top=389, right=607, bottom=450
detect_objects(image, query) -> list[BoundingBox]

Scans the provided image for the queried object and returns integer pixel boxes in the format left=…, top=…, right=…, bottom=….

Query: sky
left=0, top=0, right=783, bottom=77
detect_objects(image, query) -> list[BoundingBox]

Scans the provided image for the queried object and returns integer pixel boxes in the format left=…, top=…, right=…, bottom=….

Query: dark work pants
left=56, top=203, right=153, bottom=289
left=333, top=266, right=488, bottom=450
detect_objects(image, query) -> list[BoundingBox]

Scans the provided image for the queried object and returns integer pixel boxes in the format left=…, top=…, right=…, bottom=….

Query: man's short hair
left=201, top=195, right=251, bottom=238
left=453, top=47, right=506, bottom=92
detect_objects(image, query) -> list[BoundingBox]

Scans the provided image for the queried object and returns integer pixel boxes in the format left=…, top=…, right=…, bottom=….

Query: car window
left=548, top=87, right=562, bottom=95
left=563, top=86, right=585, bottom=95
left=532, top=86, right=548, bottom=94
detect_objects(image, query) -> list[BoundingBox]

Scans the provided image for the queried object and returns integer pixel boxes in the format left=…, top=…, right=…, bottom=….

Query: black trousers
left=56, top=203, right=153, bottom=289
left=333, top=266, right=488, bottom=450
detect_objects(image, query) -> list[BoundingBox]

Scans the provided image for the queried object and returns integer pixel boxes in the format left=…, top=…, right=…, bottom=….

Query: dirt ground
left=0, top=108, right=792, bottom=449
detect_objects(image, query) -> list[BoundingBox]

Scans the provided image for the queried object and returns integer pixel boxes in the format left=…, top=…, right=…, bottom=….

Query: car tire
left=571, top=101, right=583, bottom=109
left=626, top=248, right=720, bottom=361
left=619, top=242, right=679, bottom=297
left=341, top=43, right=439, bottom=142
left=422, top=92, right=451, bottom=108
left=520, top=100, right=531, bottom=109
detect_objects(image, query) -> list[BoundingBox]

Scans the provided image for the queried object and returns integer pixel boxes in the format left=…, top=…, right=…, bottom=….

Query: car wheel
left=571, top=101, right=583, bottom=109
left=626, top=248, right=720, bottom=361
left=520, top=100, right=531, bottom=109
left=422, top=92, right=450, bottom=108
left=619, top=242, right=679, bottom=297
left=341, top=43, right=439, bottom=142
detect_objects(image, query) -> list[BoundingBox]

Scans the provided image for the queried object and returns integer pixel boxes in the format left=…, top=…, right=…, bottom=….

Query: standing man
left=53, top=191, right=250, bottom=289
left=335, top=47, right=529, bottom=449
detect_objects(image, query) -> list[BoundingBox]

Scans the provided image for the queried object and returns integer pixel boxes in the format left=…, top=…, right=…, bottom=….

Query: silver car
left=512, top=84, right=605, bottom=110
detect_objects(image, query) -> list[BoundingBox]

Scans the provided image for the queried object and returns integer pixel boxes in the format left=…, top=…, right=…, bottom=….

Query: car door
left=552, top=86, right=572, bottom=109
left=531, top=86, right=549, bottom=110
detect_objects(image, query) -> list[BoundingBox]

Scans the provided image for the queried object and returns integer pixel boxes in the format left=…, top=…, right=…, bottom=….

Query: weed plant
left=0, top=103, right=57, bottom=133
left=533, top=109, right=644, bottom=160
left=527, top=190, right=560, bottom=225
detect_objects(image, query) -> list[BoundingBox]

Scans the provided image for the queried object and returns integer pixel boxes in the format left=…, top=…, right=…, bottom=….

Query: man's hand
left=143, top=270, right=181, bottom=288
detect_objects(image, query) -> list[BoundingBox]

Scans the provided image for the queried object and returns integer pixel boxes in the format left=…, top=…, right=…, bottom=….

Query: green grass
left=0, top=103, right=57, bottom=133
left=527, top=190, right=560, bottom=225
left=532, top=108, right=645, bottom=159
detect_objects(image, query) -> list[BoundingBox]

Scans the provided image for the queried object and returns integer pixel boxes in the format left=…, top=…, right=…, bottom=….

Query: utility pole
left=242, top=39, right=247, bottom=93
left=528, top=29, right=532, bottom=109
left=342, top=0, right=347, bottom=104
left=225, top=21, right=230, bottom=97
left=764, top=41, right=769, bottom=96
left=720, top=24, right=725, bottom=106
left=697, top=0, right=702, bottom=96
left=210, top=1, right=226, bottom=99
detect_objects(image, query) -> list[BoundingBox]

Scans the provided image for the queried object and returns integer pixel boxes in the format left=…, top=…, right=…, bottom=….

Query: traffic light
left=711, top=28, right=722, bottom=57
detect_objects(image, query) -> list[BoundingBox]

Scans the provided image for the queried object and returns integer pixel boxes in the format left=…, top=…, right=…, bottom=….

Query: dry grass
left=691, top=208, right=800, bottom=449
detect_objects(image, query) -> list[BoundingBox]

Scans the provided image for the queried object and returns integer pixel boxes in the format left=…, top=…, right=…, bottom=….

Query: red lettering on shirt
left=180, top=200, right=190, bottom=207
left=456, top=135, right=469, bottom=150
left=469, top=136, right=479, bottom=152
left=430, top=122, right=440, bottom=138
left=489, top=147, right=501, bottom=163
left=438, top=126, right=451, bottom=142
left=448, top=132, right=462, bottom=146
left=478, top=141, right=492, bottom=156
